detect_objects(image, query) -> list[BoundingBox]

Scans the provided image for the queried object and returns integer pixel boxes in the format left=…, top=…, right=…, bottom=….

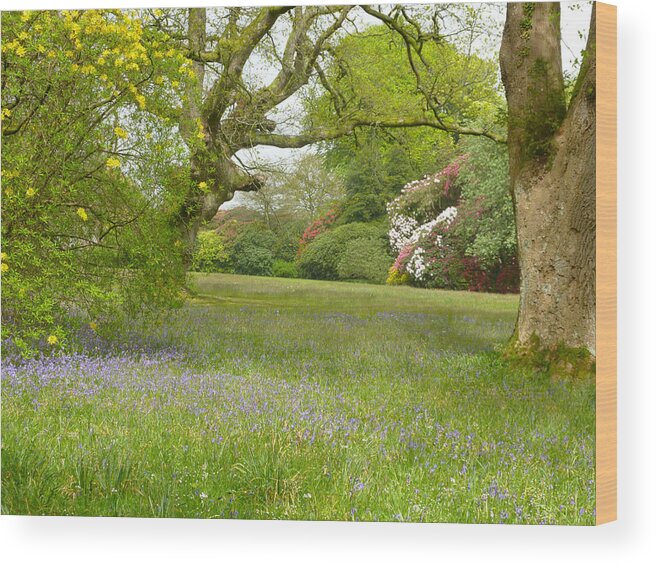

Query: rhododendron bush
left=387, top=139, right=519, bottom=293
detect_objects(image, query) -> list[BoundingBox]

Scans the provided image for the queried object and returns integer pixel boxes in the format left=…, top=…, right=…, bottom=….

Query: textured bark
left=500, top=3, right=596, bottom=355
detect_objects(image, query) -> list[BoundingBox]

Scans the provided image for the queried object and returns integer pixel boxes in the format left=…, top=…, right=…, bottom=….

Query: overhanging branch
left=249, top=117, right=505, bottom=148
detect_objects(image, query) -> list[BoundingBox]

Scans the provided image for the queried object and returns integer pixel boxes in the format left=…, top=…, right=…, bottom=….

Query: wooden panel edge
left=595, top=1, right=617, bottom=526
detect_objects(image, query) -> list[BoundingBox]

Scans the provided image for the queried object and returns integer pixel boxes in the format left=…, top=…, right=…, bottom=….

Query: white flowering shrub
left=386, top=161, right=461, bottom=287
left=385, top=145, right=519, bottom=293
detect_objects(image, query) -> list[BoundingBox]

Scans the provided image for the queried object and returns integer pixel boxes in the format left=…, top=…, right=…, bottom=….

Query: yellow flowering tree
left=1, top=10, right=190, bottom=353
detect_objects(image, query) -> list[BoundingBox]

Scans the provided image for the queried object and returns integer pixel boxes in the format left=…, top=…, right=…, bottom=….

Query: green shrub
left=272, top=260, right=299, bottom=279
left=232, top=245, right=274, bottom=277
left=231, top=225, right=277, bottom=256
left=298, top=222, right=388, bottom=280
left=336, top=238, right=391, bottom=284
left=191, top=230, right=230, bottom=273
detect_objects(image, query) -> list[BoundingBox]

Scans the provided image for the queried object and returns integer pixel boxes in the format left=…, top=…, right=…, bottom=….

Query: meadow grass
left=1, top=273, right=595, bottom=524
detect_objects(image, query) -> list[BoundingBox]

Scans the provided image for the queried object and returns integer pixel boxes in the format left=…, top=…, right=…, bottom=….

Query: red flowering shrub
left=297, top=209, right=338, bottom=257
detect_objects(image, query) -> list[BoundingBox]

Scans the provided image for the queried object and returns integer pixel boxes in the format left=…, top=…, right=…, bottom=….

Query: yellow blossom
left=47, top=335, right=58, bottom=345
left=76, top=207, right=88, bottom=221
left=135, top=94, right=146, bottom=109
left=106, top=157, right=121, bottom=169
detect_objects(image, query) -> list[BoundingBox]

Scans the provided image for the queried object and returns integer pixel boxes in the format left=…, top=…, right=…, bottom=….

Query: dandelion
left=47, top=335, right=58, bottom=345
left=106, top=157, right=121, bottom=169
left=76, top=207, right=88, bottom=221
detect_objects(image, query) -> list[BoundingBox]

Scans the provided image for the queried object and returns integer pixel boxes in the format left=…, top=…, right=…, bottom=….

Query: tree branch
left=249, top=116, right=505, bottom=148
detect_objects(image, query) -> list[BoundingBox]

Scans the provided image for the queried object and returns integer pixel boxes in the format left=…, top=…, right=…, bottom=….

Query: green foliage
left=231, top=224, right=278, bottom=256
left=271, top=224, right=305, bottom=263
left=227, top=223, right=275, bottom=276
left=454, top=138, right=517, bottom=269
left=308, top=23, right=504, bottom=225
left=232, top=246, right=274, bottom=277
left=298, top=222, right=388, bottom=281
left=191, top=230, right=229, bottom=273
left=336, top=238, right=392, bottom=284
left=271, top=260, right=299, bottom=279
left=309, top=24, right=501, bottom=133
left=326, top=125, right=456, bottom=225
left=1, top=9, right=191, bottom=354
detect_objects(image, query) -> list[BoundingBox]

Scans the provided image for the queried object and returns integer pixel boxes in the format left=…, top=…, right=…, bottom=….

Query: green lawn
left=1, top=273, right=595, bottom=524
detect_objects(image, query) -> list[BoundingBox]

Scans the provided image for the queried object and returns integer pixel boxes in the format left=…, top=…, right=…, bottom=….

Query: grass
left=1, top=273, right=595, bottom=524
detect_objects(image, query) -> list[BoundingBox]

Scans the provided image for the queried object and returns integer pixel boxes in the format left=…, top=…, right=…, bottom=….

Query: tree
left=151, top=7, right=506, bottom=264
left=363, top=3, right=596, bottom=362
left=499, top=3, right=596, bottom=359
left=309, top=20, right=503, bottom=223
left=279, top=153, right=344, bottom=222
left=1, top=9, right=188, bottom=352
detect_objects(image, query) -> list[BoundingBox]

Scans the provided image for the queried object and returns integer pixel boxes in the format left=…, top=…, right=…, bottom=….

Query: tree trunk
left=500, top=3, right=596, bottom=357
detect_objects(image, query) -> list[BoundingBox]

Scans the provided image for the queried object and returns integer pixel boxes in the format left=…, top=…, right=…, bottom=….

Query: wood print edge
left=595, top=1, right=617, bottom=526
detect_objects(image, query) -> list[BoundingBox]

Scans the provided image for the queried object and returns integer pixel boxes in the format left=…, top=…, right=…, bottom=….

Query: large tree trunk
left=500, top=3, right=596, bottom=356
